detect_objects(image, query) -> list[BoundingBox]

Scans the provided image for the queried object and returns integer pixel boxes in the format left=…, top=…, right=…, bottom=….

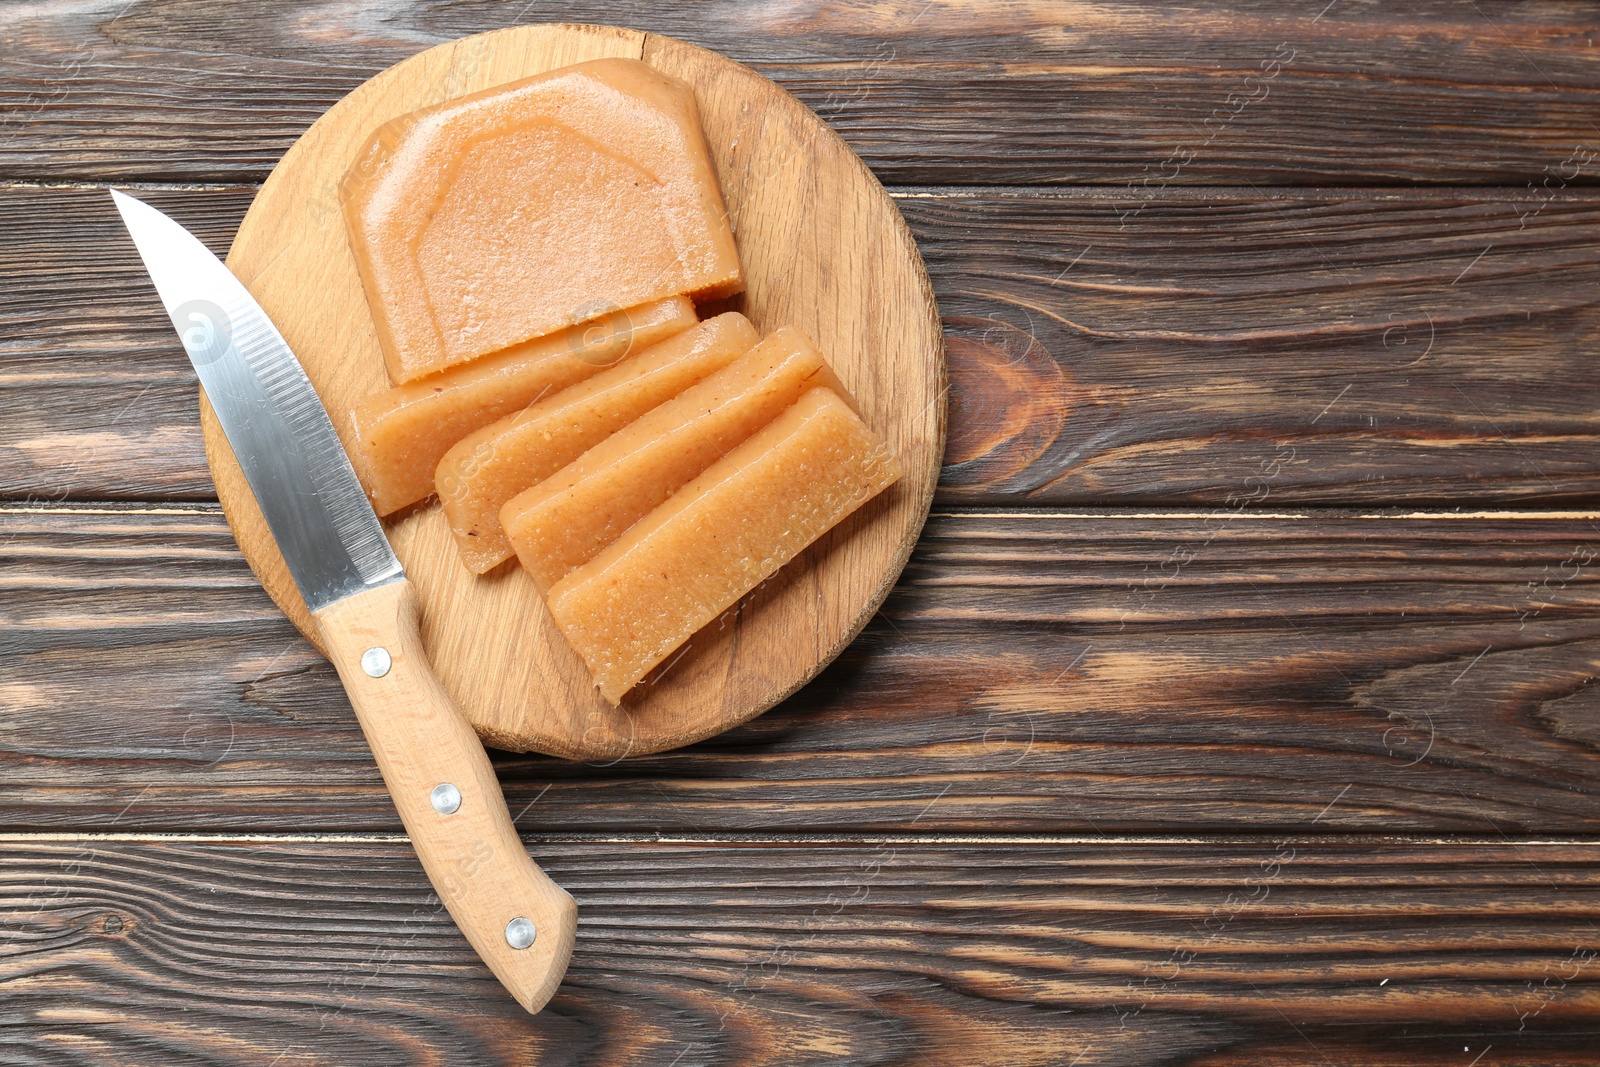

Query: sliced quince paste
left=502, top=326, right=850, bottom=595
left=341, top=57, right=743, bottom=384
left=350, top=296, right=695, bottom=516
left=438, top=312, right=760, bottom=574
left=546, top=387, right=903, bottom=704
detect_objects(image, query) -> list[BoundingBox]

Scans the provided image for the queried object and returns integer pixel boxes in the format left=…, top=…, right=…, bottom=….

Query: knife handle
left=312, top=579, right=576, bottom=1013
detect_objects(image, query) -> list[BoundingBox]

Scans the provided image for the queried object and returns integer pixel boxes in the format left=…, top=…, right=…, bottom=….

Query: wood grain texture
left=0, top=187, right=245, bottom=502
left=205, top=25, right=942, bottom=757
left=8, top=0, right=1600, bottom=1058
left=4, top=1, right=1600, bottom=186
left=916, top=186, right=1600, bottom=504
left=4, top=835, right=1600, bottom=1065
left=11, top=506, right=1600, bottom=834
left=11, top=183, right=1600, bottom=506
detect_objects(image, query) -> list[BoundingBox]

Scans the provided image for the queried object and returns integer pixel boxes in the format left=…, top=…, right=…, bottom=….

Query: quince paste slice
left=546, top=387, right=903, bottom=704
left=341, top=57, right=743, bottom=383
left=437, top=312, right=759, bottom=574
left=350, top=296, right=695, bottom=516
left=502, top=325, right=849, bottom=595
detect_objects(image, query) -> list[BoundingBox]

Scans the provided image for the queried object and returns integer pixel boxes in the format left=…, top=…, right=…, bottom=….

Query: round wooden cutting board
left=206, top=23, right=945, bottom=760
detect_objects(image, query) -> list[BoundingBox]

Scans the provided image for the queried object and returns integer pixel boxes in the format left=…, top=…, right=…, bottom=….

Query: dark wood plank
left=917, top=186, right=1600, bottom=504
left=3, top=835, right=1600, bottom=1065
left=10, top=184, right=1600, bottom=505
left=3, top=1, right=1600, bottom=185
left=0, top=186, right=246, bottom=501
left=10, top=506, right=1600, bottom=834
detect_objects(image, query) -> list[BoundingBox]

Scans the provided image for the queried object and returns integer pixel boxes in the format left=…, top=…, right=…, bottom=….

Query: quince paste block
left=546, top=387, right=903, bottom=704
left=350, top=296, right=695, bottom=516
left=438, top=312, right=760, bottom=574
left=503, top=325, right=849, bottom=595
left=341, top=57, right=744, bottom=383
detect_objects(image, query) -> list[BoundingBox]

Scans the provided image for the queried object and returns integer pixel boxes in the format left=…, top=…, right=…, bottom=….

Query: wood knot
left=941, top=316, right=1114, bottom=497
left=98, top=912, right=133, bottom=938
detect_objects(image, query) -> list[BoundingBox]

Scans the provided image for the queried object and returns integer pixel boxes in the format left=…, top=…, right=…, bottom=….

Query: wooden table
left=5, top=2, right=1600, bottom=1063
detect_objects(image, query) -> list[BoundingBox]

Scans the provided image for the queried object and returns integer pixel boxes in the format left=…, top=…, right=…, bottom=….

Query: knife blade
left=110, top=188, right=576, bottom=1013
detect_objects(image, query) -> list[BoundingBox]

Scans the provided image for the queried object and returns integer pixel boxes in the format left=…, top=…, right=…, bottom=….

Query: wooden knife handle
left=312, top=579, right=576, bottom=1013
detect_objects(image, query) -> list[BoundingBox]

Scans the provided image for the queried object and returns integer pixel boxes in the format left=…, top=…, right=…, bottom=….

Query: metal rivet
left=360, top=646, right=391, bottom=678
left=505, top=917, right=536, bottom=950
left=429, top=782, right=462, bottom=815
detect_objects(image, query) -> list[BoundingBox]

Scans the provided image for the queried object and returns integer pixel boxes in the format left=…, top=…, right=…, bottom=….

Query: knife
left=109, top=189, right=576, bottom=1013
